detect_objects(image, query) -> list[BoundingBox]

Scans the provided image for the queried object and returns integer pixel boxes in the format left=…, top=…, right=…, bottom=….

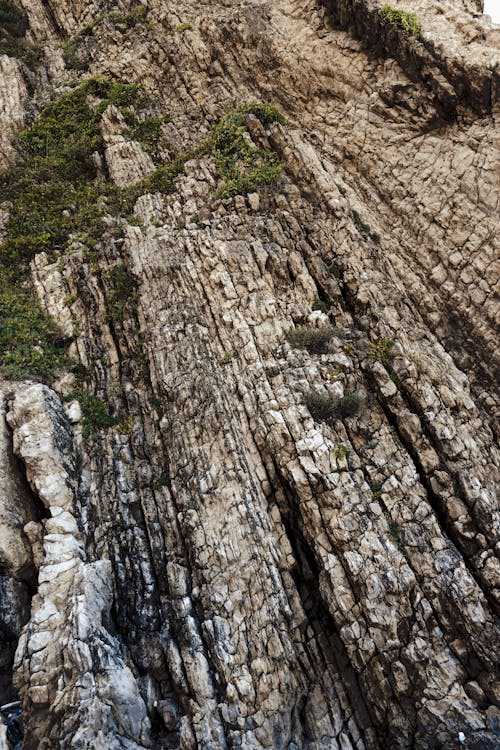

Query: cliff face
left=0, top=1, right=498, bottom=748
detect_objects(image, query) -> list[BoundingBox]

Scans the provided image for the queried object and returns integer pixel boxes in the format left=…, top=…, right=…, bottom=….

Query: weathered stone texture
left=0, top=0, right=498, bottom=749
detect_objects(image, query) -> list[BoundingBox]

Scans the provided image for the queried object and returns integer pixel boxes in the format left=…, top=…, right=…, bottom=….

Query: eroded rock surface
left=0, top=0, right=498, bottom=749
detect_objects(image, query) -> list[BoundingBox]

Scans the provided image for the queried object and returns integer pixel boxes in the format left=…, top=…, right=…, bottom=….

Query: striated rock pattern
left=0, top=0, right=498, bottom=749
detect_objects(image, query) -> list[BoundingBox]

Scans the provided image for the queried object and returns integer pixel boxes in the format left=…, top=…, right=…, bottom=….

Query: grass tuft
left=379, top=5, right=422, bottom=37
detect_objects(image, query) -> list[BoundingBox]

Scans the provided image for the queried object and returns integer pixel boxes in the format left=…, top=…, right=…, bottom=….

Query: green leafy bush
left=286, top=326, right=334, bottom=354
left=379, top=5, right=422, bottom=37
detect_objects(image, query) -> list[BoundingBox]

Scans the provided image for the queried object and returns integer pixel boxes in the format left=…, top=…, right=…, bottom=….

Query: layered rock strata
left=0, top=0, right=498, bottom=749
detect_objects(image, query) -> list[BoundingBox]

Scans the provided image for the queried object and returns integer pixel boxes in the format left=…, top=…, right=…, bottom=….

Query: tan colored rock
left=0, top=0, right=498, bottom=748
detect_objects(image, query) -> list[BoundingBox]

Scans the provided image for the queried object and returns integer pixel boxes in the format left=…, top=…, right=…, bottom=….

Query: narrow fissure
left=269, top=462, right=381, bottom=750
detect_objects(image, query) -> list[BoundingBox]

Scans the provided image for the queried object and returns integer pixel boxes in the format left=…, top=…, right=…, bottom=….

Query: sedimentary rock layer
left=0, top=0, right=498, bottom=748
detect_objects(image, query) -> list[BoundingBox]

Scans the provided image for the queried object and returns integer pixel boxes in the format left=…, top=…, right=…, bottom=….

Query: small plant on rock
left=351, top=209, right=380, bottom=244
left=304, top=389, right=361, bottom=424
left=106, top=264, right=138, bottom=322
left=173, top=22, right=192, bottom=32
left=312, top=298, right=328, bottom=313
left=79, top=392, right=121, bottom=439
left=121, top=5, right=148, bottom=27
left=335, top=443, right=350, bottom=460
left=379, top=5, right=422, bottom=37
left=286, top=326, right=334, bottom=354
left=370, top=337, right=395, bottom=365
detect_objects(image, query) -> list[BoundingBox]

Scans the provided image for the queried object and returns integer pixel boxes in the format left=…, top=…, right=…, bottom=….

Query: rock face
left=0, top=1, right=498, bottom=749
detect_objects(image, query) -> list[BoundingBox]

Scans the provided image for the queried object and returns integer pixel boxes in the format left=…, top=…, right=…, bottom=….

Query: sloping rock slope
left=0, top=0, right=498, bottom=748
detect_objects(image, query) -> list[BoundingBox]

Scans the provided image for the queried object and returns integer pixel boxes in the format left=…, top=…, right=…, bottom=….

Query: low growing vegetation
left=379, top=5, right=422, bottom=38
left=335, top=443, right=350, bottom=460
left=384, top=510, right=408, bottom=558
left=351, top=210, right=380, bottom=245
left=203, top=103, right=285, bottom=198
left=0, top=76, right=284, bottom=380
left=312, top=298, right=328, bottom=313
left=62, top=6, right=148, bottom=70
left=286, top=326, right=334, bottom=354
left=79, top=392, right=121, bottom=438
left=0, top=0, right=41, bottom=67
left=0, top=78, right=147, bottom=379
left=173, top=22, right=192, bottom=33
left=0, top=269, right=71, bottom=380
left=106, top=264, right=138, bottom=322
left=304, top=389, right=362, bottom=423
left=369, top=337, right=395, bottom=365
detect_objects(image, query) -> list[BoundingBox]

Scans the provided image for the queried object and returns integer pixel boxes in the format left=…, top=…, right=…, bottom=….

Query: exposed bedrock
left=0, top=0, right=498, bottom=748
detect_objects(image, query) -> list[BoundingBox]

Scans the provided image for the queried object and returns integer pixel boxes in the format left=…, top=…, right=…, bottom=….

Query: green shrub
left=0, top=268, right=71, bottom=379
left=304, top=389, right=361, bottom=423
left=370, top=337, right=395, bottom=365
left=128, top=115, right=170, bottom=159
left=106, top=264, right=138, bottom=322
left=312, top=298, right=328, bottom=313
left=335, top=443, right=350, bottom=460
left=286, top=326, right=334, bottom=354
left=379, top=5, right=422, bottom=37
left=326, top=262, right=342, bottom=279
left=62, top=37, right=89, bottom=70
left=79, top=392, right=121, bottom=438
left=203, top=103, right=285, bottom=198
